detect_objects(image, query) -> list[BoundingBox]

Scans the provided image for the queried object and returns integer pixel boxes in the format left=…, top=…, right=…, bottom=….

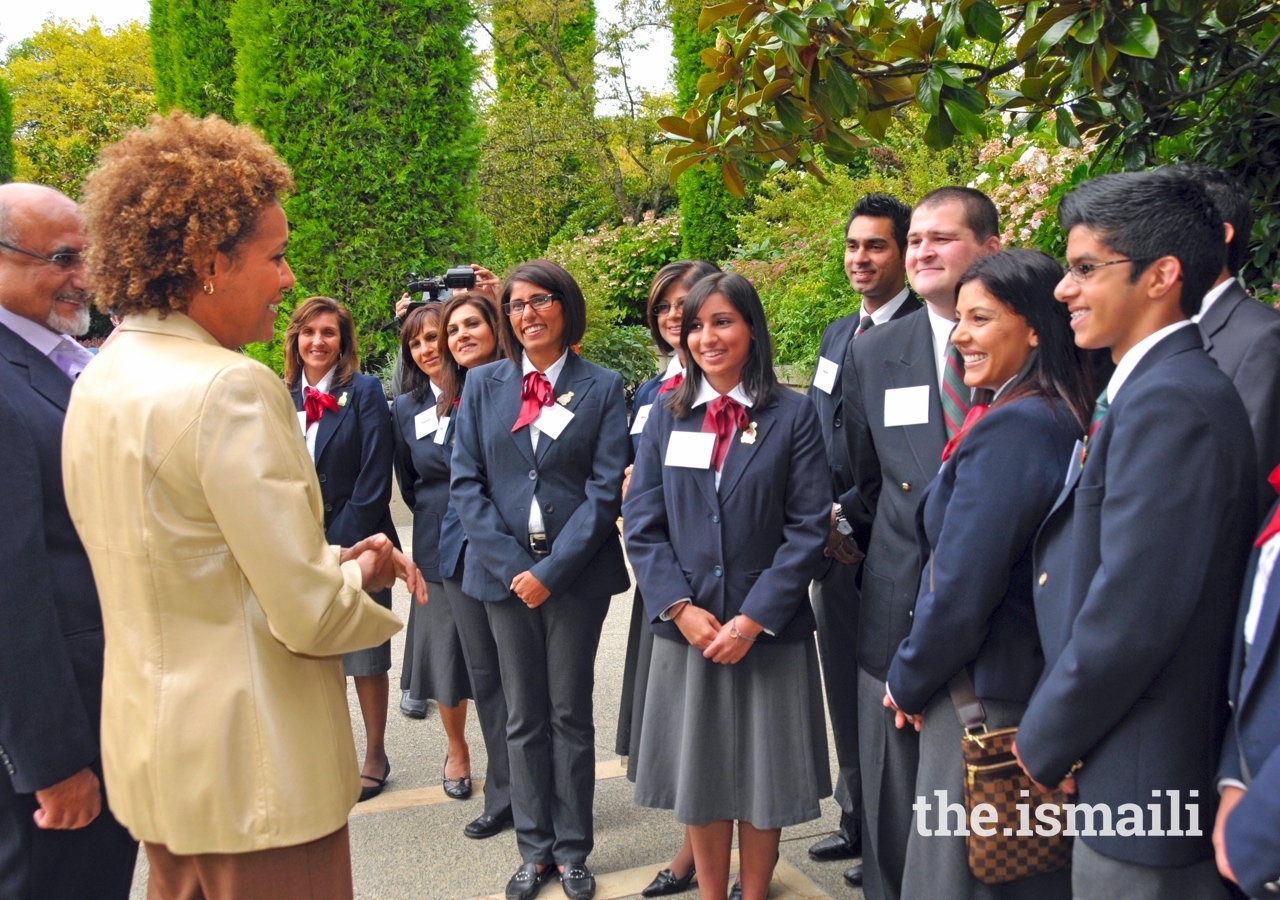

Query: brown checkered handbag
left=951, top=672, right=1073, bottom=884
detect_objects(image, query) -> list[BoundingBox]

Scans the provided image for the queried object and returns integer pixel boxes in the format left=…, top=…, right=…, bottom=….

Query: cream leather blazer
left=62, top=311, right=401, bottom=854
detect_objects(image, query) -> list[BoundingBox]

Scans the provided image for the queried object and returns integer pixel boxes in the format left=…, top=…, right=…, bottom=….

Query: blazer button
left=711, top=514, right=720, bottom=524
left=543, top=502, right=554, bottom=513
left=323, top=503, right=333, bottom=512
left=1038, top=572, right=1048, bottom=586
left=318, top=473, right=326, bottom=483
left=901, top=482, right=911, bottom=491
left=834, top=417, right=842, bottom=428
left=712, top=565, right=723, bottom=577
left=528, top=469, right=537, bottom=480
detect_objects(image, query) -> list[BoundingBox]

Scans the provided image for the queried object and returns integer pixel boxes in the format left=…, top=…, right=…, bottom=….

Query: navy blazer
left=623, top=387, right=829, bottom=644
left=1218, top=497, right=1280, bottom=898
left=291, top=372, right=399, bottom=550
left=885, top=396, right=1081, bottom=715
left=450, top=351, right=631, bottom=602
left=1019, top=325, right=1256, bottom=867
left=839, top=304, right=946, bottom=680
left=392, top=391, right=451, bottom=581
left=1199, top=281, right=1280, bottom=527
left=0, top=324, right=101, bottom=793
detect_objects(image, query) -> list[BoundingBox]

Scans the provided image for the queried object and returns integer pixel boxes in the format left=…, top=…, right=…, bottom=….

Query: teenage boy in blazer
left=1016, top=172, right=1256, bottom=897
left=1162, top=164, right=1280, bottom=526
left=451, top=262, right=630, bottom=900
left=838, top=187, right=1000, bottom=900
left=805, top=192, right=918, bottom=879
left=1216, top=483, right=1280, bottom=898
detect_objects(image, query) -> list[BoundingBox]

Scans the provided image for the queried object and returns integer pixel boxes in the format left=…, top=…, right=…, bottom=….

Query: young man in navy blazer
left=805, top=192, right=918, bottom=882
left=1016, top=172, right=1256, bottom=897
left=838, top=187, right=1000, bottom=900
left=1215, top=480, right=1280, bottom=898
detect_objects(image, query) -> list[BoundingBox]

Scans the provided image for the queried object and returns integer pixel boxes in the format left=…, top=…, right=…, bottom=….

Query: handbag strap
left=948, top=667, right=988, bottom=733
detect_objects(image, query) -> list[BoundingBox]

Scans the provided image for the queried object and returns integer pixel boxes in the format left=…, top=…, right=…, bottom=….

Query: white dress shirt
left=522, top=350, right=570, bottom=536
left=867, top=286, right=911, bottom=326
left=661, top=355, right=684, bottom=382
left=1103, top=320, right=1194, bottom=404
left=927, top=306, right=959, bottom=392
left=1192, top=278, right=1235, bottom=323
left=0, top=304, right=95, bottom=379
left=301, top=368, right=336, bottom=461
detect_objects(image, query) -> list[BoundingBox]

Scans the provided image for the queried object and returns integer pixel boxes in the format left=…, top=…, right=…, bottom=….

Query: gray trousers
left=811, top=561, right=863, bottom=827
left=441, top=575, right=511, bottom=820
left=1072, top=837, right=1228, bottom=900
left=859, top=666, right=920, bottom=900
left=485, top=590, right=611, bottom=866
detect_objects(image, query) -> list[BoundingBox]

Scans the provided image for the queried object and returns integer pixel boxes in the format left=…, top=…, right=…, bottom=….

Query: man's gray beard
left=47, top=302, right=90, bottom=336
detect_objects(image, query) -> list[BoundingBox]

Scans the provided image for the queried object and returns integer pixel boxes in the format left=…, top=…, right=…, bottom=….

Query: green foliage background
left=228, top=0, right=481, bottom=370
left=151, top=0, right=237, bottom=119
left=0, top=78, right=13, bottom=183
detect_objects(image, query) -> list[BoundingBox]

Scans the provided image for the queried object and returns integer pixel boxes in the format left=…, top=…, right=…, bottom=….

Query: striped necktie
left=941, top=339, right=971, bottom=439
left=854, top=315, right=873, bottom=338
left=1087, top=390, right=1110, bottom=441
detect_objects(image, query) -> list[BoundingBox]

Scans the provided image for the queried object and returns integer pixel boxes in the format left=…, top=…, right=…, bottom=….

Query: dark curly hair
left=79, top=111, right=295, bottom=316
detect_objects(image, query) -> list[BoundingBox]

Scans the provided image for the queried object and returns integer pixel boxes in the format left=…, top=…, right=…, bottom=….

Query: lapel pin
left=558, top=391, right=574, bottom=406
left=338, top=391, right=348, bottom=408
left=740, top=421, right=758, bottom=445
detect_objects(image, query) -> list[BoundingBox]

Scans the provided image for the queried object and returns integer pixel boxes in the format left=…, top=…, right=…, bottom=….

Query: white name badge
left=414, top=407, right=439, bottom=440
left=534, top=402, right=574, bottom=440
left=297, top=410, right=307, bottom=434
left=434, top=416, right=451, bottom=445
left=665, top=430, right=716, bottom=469
left=630, top=403, right=653, bottom=435
left=884, top=385, right=931, bottom=427
left=812, top=356, right=840, bottom=395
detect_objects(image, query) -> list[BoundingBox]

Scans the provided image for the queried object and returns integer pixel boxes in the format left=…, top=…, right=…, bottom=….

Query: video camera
left=405, top=267, right=477, bottom=307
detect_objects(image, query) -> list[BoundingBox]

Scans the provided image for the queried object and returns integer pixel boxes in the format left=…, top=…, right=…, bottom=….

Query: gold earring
left=203, top=282, right=215, bottom=295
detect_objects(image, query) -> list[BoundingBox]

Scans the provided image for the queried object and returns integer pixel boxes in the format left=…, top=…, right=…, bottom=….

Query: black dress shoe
left=505, top=863, right=554, bottom=900
left=842, top=864, right=864, bottom=887
left=808, top=828, right=862, bottom=861
left=464, top=809, right=513, bottom=839
left=560, top=864, right=596, bottom=900
left=357, top=760, right=390, bottom=802
left=728, top=882, right=742, bottom=900
left=442, top=756, right=473, bottom=799
left=641, top=866, right=696, bottom=897
left=398, top=690, right=427, bottom=718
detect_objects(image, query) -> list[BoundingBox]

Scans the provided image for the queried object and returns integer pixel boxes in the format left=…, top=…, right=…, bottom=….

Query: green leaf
left=965, top=0, right=1004, bottom=42
left=774, top=94, right=806, bottom=133
left=1109, top=11, right=1159, bottom=59
left=698, top=0, right=753, bottom=32
left=1074, top=8, right=1102, bottom=44
left=1038, top=10, right=1085, bottom=56
left=916, top=67, right=943, bottom=115
left=805, top=2, right=837, bottom=19
left=773, top=10, right=811, bottom=46
left=1071, top=98, right=1104, bottom=125
left=826, top=61, right=863, bottom=113
left=722, top=159, right=746, bottom=197
left=944, top=98, right=988, bottom=137
left=941, top=0, right=965, bottom=49
left=924, top=108, right=957, bottom=148
left=1055, top=111, right=1083, bottom=148
left=658, top=116, right=693, bottom=139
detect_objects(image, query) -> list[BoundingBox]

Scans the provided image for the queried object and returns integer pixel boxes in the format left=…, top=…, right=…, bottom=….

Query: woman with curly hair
left=61, top=112, right=420, bottom=900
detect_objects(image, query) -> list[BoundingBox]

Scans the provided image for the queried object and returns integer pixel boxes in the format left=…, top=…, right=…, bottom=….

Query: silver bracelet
left=730, top=617, right=756, bottom=642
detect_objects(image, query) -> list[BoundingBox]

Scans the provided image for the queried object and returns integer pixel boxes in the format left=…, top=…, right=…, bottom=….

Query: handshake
left=340, top=534, right=429, bottom=606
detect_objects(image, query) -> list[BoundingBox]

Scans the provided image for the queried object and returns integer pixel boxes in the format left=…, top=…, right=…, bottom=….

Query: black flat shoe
left=464, top=810, right=513, bottom=839
left=728, top=882, right=741, bottom=900
left=442, top=756, right=472, bottom=799
left=808, top=828, right=862, bottom=861
left=641, top=866, right=696, bottom=897
left=843, top=864, right=864, bottom=887
left=398, top=690, right=427, bottom=719
left=505, top=863, right=554, bottom=900
left=560, top=864, right=596, bottom=900
left=357, top=759, right=391, bottom=802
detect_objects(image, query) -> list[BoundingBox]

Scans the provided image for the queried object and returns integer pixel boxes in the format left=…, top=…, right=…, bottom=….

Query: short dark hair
left=1058, top=171, right=1225, bottom=318
left=1160, top=163, right=1253, bottom=276
left=957, top=249, right=1093, bottom=431
left=915, top=186, right=999, bottom=241
left=845, top=193, right=912, bottom=256
left=436, top=291, right=505, bottom=414
left=397, top=302, right=443, bottom=403
left=646, top=260, right=720, bottom=352
left=667, top=272, right=779, bottom=419
left=498, top=260, right=587, bottom=360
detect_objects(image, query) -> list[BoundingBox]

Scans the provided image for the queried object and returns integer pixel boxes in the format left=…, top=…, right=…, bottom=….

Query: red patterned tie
left=940, top=402, right=991, bottom=463
left=657, top=372, right=683, bottom=395
left=941, top=339, right=971, bottom=439
left=303, top=386, right=339, bottom=429
left=1255, top=463, right=1280, bottom=548
left=512, top=371, right=553, bottom=432
left=701, top=395, right=749, bottom=471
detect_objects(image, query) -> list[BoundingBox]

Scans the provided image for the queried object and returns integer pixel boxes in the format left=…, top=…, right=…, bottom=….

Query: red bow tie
left=1256, top=463, right=1280, bottom=548
left=701, top=395, right=749, bottom=471
left=303, top=386, right=339, bottom=429
left=512, top=371, right=553, bottom=432
left=657, top=372, right=683, bottom=395
left=940, top=404, right=991, bottom=463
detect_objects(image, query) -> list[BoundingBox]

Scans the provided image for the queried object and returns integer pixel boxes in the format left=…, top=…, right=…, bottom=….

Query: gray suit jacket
left=1199, top=281, right=1280, bottom=524
left=450, top=351, right=632, bottom=602
left=838, top=305, right=945, bottom=680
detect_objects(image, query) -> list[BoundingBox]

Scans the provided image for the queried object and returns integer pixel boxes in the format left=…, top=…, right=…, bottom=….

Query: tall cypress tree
left=229, top=0, right=481, bottom=366
left=150, top=0, right=177, bottom=112
left=671, top=0, right=742, bottom=262
left=0, top=78, right=13, bottom=184
left=154, top=0, right=237, bottom=119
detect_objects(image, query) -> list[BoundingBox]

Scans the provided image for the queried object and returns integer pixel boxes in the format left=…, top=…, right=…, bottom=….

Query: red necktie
left=512, top=371, right=553, bottom=432
left=1255, top=463, right=1280, bottom=547
left=657, top=372, right=683, bottom=395
left=303, top=386, right=339, bottom=429
left=940, top=403, right=990, bottom=463
left=701, top=395, right=749, bottom=471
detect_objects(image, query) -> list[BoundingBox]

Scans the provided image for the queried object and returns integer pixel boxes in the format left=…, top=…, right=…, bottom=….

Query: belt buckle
left=529, top=531, right=549, bottom=558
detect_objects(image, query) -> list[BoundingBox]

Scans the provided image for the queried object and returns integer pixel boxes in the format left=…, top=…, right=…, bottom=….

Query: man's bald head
left=0, top=183, right=92, bottom=336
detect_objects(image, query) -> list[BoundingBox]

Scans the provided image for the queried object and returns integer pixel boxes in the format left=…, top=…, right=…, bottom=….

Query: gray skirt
left=342, top=586, right=393, bottom=677
left=402, top=580, right=473, bottom=707
left=634, top=634, right=832, bottom=829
